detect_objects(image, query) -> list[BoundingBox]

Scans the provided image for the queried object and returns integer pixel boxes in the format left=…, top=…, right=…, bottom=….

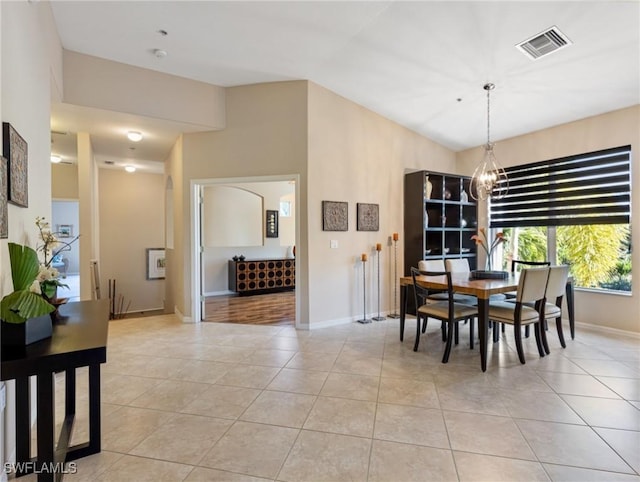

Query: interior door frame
left=190, top=174, right=300, bottom=325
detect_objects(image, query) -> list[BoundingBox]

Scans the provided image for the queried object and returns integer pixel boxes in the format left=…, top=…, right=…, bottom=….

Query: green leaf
left=8, top=242, right=40, bottom=291
left=1, top=290, right=55, bottom=324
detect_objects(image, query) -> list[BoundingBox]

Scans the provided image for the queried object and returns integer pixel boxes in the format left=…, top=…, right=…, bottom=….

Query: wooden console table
left=1, top=299, right=109, bottom=481
left=229, top=258, right=295, bottom=294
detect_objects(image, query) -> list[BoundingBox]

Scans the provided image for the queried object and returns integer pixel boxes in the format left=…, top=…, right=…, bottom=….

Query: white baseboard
left=204, top=290, right=235, bottom=297
left=575, top=320, right=640, bottom=339
left=174, top=306, right=194, bottom=323
left=309, top=312, right=389, bottom=330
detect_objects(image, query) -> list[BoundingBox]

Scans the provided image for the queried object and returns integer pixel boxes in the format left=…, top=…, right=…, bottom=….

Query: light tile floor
left=22, top=315, right=640, bottom=481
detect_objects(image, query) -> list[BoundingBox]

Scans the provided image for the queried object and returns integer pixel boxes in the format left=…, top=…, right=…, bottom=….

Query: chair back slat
left=410, top=267, right=452, bottom=306
left=516, top=267, right=550, bottom=304
left=418, top=259, right=445, bottom=272
left=511, top=259, right=550, bottom=273
left=546, top=265, right=570, bottom=300
left=445, top=258, right=470, bottom=274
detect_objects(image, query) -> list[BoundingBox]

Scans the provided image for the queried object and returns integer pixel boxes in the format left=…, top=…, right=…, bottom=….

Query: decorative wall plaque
left=357, top=203, right=379, bottom=231
left=322, top=201, right=348, bottom=231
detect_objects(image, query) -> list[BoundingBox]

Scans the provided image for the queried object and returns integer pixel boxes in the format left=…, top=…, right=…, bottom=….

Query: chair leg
left=524, top=325, right=530, bottom=338
left=493, top=321, right=499, bottom=343
left=441, top=321, right=447, bottom=342
left=413, top=315, right=422, bottom=352
left=533, top=322, right=545, bottom=357
left=422, top=316, right=428, bottom=333
left=514, top=325, right=526, bottom=364
left=556, top=316, right=566, bottom=348
left=469, top=318, right=475, bottom=350
left=501, top=323, right=505, bottom=333
left=442, top=320, right=455, bottom=363
left=540, top=318, right=550, bottom=355
left=454, top=323, right=459, bottom=345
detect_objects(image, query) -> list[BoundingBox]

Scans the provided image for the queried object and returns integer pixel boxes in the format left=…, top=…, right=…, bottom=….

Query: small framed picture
left=322, top=201, right=348, bottom=231
left=357, top=203, right=379, bottom=231
left=146, top=248, right=166, bottom=280
left=57, top=224, right=73, bottom=238
left=2, top=122, right=28, bottom=207
left=266, top=209, right=279, bottom=238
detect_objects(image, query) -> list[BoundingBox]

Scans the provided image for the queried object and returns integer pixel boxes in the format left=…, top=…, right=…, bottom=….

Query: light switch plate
left=330, top=240, right=338, bottom=249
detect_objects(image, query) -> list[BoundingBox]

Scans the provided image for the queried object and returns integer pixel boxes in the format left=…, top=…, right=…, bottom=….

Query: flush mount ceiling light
left=50, top=155, right=61, bottom=163
left=127, top=131, right=143, bottom=142
left=125, top=165, right=136, bottom=173
left=152, top=48, right=168, bottom=58
left=470, top=83, right=509, bottom=201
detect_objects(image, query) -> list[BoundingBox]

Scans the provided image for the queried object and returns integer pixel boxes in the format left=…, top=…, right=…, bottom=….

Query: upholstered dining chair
left=525, top=265, right=570, bottom=351
left=487, top=267, right=550, bottom=364
left=410, top=267, right=478, bottom=362
left=505, top=259, right=551, bottom=337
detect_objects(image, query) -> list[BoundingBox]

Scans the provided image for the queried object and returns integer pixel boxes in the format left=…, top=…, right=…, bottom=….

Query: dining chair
left=487, top=266, right=550, bottom=364
left=525, top=265, right=570, bottom=351
left=505, top=259, right=551, bottom=337
left=410, top=267, right=478, bottom=362
left=443, top=259, right=478, bottom=305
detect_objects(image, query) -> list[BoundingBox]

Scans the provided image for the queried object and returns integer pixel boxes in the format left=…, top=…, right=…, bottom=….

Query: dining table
left=399, top=272, right=575, bottom=371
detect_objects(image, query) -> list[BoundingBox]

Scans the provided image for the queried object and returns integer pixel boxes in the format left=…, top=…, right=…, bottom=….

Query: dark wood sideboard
left=229, top=258, right=295, bottom=294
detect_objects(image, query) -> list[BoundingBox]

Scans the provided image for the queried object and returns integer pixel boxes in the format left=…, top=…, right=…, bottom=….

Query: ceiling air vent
left=516, top=26, right=571, bottom=60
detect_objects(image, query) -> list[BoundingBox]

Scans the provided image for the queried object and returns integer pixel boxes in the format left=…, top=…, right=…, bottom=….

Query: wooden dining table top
left=400, top=273, right=520, bottom=300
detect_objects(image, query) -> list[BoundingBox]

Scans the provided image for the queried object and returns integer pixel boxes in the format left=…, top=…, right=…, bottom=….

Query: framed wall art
left=57, top=224, right=73, bottom=238
left=357, top=203, right=379, bottom=231
left=2, top=122, right=28, bottom=207
left=266, top=209, right=279, bottom=238
left=322, top=201, right=348, bottom=231
left=0, top=156, right=7, bottom=238
left=146, top=248, right=166, bottom=280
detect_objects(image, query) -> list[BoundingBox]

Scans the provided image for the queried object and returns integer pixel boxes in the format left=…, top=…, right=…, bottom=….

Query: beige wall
left=178, top=81, right=308, bottom=321
left=457, top=106, right=640, bottom=333
left=63, top=51, right=226, bottom=129
left=165, top=136, right=184, bottom=316
left=307, top=82, right=456, bottom=326
left=0, top=0, right=62, bottom=466
left=51, top=163, right=79, bottom=199
left=98, top=168, right=165, bottom=312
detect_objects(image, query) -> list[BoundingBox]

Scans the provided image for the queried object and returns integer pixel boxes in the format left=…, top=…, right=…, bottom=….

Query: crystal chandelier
left=470, top=83, right=509, bottom=200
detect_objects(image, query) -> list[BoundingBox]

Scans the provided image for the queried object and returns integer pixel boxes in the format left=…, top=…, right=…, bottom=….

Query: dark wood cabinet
left=404, top=170, right=478, bottom=276
left=229, top=258, right=295, bottom=294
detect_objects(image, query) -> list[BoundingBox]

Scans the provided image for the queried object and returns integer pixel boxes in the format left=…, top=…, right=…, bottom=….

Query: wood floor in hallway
left=204, top=290, right=295, bottom=325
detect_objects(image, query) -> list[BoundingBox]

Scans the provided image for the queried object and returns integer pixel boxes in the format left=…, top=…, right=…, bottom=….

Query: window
left=490, top=146, right=631, bottom=293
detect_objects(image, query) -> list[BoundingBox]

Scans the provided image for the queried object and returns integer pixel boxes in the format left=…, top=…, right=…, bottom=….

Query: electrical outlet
left=330, top=240, right=338, bottom=249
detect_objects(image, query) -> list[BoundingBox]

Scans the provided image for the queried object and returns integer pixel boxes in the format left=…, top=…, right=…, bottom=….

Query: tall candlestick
left=357, top=254, right=371, bottom=324
left=388, top=235, right=400, bottom=319
left=373, top=246, right=386, bottom=321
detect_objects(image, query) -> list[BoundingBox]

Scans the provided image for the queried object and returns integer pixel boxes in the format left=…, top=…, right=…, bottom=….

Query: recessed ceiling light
left=127, top=131, right=143, bottom=142
left=125, top=165, right=136, bottom=173
left=152, top=49, right=168, bottom=58
left=50, top=155, right=61, bottom=163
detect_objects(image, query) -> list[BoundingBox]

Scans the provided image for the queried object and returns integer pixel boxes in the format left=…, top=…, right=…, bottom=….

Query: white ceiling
left=49, top=1, right=640, bottom=170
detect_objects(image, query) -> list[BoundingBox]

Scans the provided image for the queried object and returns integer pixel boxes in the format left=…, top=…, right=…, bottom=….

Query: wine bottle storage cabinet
left=229, top=258, right=295, bottom=294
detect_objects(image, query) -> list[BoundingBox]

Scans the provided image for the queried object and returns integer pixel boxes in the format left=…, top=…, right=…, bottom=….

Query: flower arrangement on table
left=0, top=217, right=79, bottom=324
left=471, top=227, right=505, bottom=271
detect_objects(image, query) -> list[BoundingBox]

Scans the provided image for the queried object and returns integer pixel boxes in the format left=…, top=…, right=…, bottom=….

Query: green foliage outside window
left=558, top=224, right=631, bottom=291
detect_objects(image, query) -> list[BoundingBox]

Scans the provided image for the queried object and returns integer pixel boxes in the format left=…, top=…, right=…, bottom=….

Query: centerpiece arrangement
left=470, top=227, right=508, bottom=279
left=1, top=217, right=79, bottom=345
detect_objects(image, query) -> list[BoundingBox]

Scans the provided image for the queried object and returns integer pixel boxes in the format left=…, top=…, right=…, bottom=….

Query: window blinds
left=490, top=145, right=631, bottom=228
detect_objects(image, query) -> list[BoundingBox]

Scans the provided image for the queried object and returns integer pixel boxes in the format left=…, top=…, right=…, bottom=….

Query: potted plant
left=1, top=218, right=79, bottom=345
left=1, top=243, right=56, bottom=345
